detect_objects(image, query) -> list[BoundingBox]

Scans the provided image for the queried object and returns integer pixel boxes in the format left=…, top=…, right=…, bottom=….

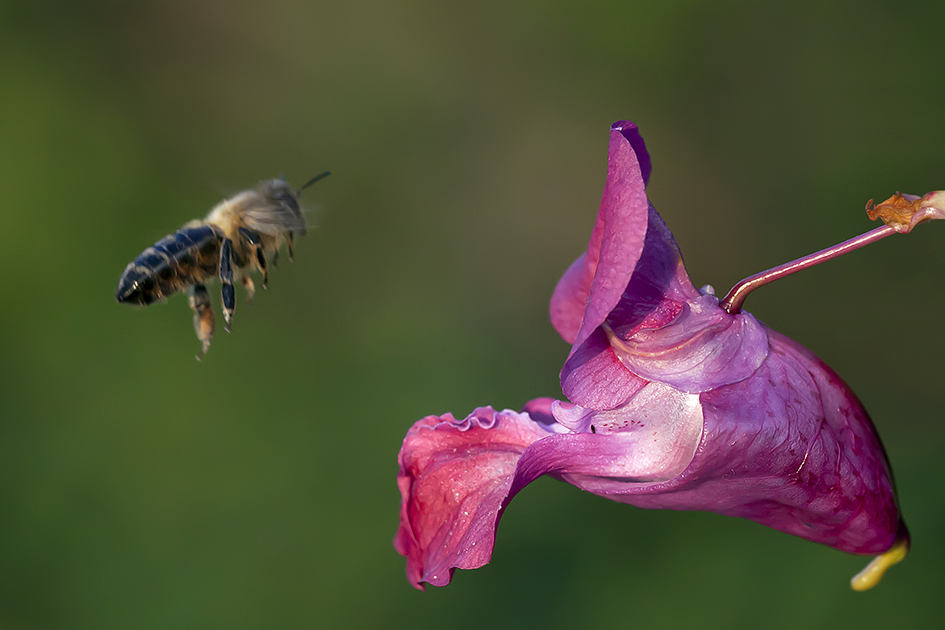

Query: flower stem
left=719, top=224, right=898, bottom=314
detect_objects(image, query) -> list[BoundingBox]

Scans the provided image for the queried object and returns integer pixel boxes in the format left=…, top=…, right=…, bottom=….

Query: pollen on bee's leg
left=242, top=276, right=256, bottom=304
left=850, top=524, right=910, bottom=591
left=188, top=284, right=214, bottom=361
left=238, top=227, right=269, bottom=290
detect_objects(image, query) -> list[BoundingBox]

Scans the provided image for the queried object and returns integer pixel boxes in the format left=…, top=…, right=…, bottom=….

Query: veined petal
left=549, top=252, right=591, bottom=346
left=703, top=329, right=901, bottom=554
left=560, top=326, right=648, bottom=410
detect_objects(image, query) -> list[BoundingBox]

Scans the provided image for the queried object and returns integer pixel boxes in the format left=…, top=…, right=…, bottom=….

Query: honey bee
left=116, top=172, right=330, bottom=359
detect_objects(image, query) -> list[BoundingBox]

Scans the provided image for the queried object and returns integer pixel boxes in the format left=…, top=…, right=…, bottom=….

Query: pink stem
left=720, top=224, right=898, bottom=314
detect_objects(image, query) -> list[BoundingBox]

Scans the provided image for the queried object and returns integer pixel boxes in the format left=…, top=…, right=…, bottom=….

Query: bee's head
left=266, top=171, right=331, bottom=206
left=265, top=179, right=300, bottom=211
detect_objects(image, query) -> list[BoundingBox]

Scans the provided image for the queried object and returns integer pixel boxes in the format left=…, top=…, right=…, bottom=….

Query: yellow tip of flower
left=850, top=535, right=910, bottom=591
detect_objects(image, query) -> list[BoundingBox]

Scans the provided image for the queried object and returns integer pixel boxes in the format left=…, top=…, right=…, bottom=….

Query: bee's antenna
left=297, top=171, right=331, bottom=196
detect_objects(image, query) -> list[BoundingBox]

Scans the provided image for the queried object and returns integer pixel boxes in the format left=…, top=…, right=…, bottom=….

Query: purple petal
left=611, top=120, right=652, bottom=187
left=549, top=252, right=590, bottom=345
left=602, top=204, right=698, bottom=332
left=560, top=326, right=648, bottom=410
left=549, top=125, right=651, bottom=349
left=700, top=329, right=901, bottom=553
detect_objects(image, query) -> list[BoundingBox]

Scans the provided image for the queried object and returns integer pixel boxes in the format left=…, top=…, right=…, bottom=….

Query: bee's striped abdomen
left=116, top=225, right=221, bottom=305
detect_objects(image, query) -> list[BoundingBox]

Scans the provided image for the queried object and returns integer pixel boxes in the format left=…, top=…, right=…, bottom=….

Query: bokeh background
left=2, top=1, right=943, bottom=628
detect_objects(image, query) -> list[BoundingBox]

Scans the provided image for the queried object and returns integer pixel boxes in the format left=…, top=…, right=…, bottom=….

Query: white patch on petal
left=605, top=382, right=702, bottom=480
left=557, top=382, right=704, bottom=482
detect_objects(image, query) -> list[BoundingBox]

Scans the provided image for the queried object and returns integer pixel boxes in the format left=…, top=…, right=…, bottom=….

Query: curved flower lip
left=395, top=389, right=704, bottom=590
left=394, top=405, right=562, bottom=589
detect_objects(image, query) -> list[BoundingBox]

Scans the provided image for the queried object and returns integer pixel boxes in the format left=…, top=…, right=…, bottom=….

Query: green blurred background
left=2, top=0, right=943, bottom=627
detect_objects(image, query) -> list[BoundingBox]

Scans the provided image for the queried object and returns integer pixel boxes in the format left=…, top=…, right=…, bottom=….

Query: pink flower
left=395, top=121, right=929, bottom=592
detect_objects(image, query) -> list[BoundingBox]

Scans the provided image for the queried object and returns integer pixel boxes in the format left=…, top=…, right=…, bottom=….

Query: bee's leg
left=241, top=276, right=256, bottom=304
left=286, top=231, right=295, bottom=262
left=238, top=227, right=269, bottom=289
left=271, top=249, right=279, bottom=268
left=188, top=283, right=214, bottom=360
left=254, top=246, right=269, bottom=289
left=219, top=237, right=236, bottom=332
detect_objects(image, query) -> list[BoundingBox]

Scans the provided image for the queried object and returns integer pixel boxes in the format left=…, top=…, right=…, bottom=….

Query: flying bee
left=116, top=172, right=330, bottom=359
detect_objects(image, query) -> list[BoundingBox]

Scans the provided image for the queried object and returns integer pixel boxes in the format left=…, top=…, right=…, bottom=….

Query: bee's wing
left=241, top=200, right=306, bottom=236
